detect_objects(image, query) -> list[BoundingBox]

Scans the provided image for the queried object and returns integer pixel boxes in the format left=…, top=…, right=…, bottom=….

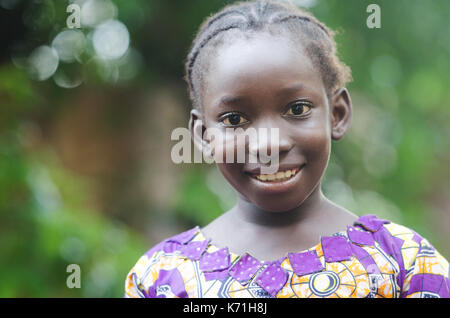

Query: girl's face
left=191, top=32, right=351, bottom=212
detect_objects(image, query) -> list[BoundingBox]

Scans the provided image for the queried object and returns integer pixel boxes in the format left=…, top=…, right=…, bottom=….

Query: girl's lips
left=250, top=167, right=301, bottom=182
left=244, top=163, right=305, bottom=175
left=245, top=164, right=306, bottom=193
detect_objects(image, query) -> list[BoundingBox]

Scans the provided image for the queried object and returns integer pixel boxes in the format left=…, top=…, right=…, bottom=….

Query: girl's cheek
left=210, top=132, right=235, bottom=163
left=301, top=127, right=331, bottom=166
left=210, top=132, right=250, bottom=164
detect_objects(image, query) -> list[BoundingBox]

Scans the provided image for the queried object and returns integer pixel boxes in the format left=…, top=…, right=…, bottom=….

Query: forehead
left=202, top=32, right=324, bottom=107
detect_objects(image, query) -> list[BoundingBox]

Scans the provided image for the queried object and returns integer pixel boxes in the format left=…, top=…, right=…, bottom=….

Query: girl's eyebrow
left=215, top=95, right=250, bottom=109
left=214, top=83, right=312, bottom=109
left=276, top=83, right=306, bottom=97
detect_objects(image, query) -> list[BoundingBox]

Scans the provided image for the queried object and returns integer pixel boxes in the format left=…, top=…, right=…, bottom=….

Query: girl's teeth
left=255, top=169, right=298, bottom=182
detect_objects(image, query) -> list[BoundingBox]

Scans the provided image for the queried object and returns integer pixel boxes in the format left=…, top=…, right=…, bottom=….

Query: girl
left=125, top=0, right=449, bottom=298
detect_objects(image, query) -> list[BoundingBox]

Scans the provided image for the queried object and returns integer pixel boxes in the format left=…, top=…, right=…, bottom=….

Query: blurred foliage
left=0, top=0, right=449, bottom=297
left=0, top=65, right=147, bottom=297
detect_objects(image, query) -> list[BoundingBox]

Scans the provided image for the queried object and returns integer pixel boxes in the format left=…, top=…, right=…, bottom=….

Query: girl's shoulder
left=354, top=214, right=448, bottom=268
left=353, top=214, right=449, bottom=297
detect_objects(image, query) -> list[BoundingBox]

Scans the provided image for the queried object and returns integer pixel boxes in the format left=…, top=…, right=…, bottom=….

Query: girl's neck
left=201, top=183, right=358, bottom=261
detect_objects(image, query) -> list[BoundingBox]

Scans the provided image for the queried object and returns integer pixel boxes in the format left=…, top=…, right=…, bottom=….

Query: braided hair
left=183, top=0, right=352, bottom=110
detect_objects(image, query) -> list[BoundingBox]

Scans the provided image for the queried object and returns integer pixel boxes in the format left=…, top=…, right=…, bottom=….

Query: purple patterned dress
left=125, top=214, right=449, bottom=298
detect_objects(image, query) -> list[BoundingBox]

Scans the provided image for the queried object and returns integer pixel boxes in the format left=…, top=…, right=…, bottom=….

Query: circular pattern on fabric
left=309, top=271, right=340, bottom=297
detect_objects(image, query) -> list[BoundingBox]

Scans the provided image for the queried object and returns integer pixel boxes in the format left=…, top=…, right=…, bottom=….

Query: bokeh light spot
left=27, top=45, right=59, bottom=81
left=93, top=19, right=130, bottom=60
left=52, top=30, right=86, bottom=63
left=81, top=0, right=117, bottom=27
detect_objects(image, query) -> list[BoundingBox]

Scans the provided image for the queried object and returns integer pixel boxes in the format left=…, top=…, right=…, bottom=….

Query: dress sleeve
left=124, top=242, right=166, bottom=298
left=124, top=269, right=143, bottom=298
left=124, top=254, right=152, bottom=298
left=401, top=235, right=449, bottom=298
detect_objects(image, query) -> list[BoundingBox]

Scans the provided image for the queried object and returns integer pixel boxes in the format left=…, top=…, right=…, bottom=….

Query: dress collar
left=162, top=214, right=390, bottom=297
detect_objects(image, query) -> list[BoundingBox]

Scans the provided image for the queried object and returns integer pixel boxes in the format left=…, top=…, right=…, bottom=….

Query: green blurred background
left=0, top=0, right=449, bottom=297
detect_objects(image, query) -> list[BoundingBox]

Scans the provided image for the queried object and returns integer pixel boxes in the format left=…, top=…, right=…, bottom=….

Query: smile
left=252, top=167, right=300, bottom=182
left=245, top=164, right=306, bottom=194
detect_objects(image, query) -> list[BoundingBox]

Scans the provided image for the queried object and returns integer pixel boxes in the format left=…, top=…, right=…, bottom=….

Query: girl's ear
left=330, top=87, right=352, bottom=141
left=189, top=109, right=213, bottom=158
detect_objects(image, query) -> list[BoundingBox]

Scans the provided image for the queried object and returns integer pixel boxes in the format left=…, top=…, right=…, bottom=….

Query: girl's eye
left=286, top=102, right=312, bottom=116
left=221, top=113, right=248, bottom=126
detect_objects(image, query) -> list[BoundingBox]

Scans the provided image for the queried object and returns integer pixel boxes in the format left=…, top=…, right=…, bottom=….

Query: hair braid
left=184, top=0, right=352, bottom=110
left=185, top=19, right=246, bottom=108
left=271, top=14, right=331, bottom=37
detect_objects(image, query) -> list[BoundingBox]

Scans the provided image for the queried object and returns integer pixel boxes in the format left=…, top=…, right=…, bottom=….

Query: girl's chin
left=247, top=197, right=306, bottom=213
left=241, top=187, right=308, bottom=212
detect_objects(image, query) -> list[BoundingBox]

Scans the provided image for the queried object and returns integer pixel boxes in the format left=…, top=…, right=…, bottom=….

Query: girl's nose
left=248, top=124, right=293, bottom=160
